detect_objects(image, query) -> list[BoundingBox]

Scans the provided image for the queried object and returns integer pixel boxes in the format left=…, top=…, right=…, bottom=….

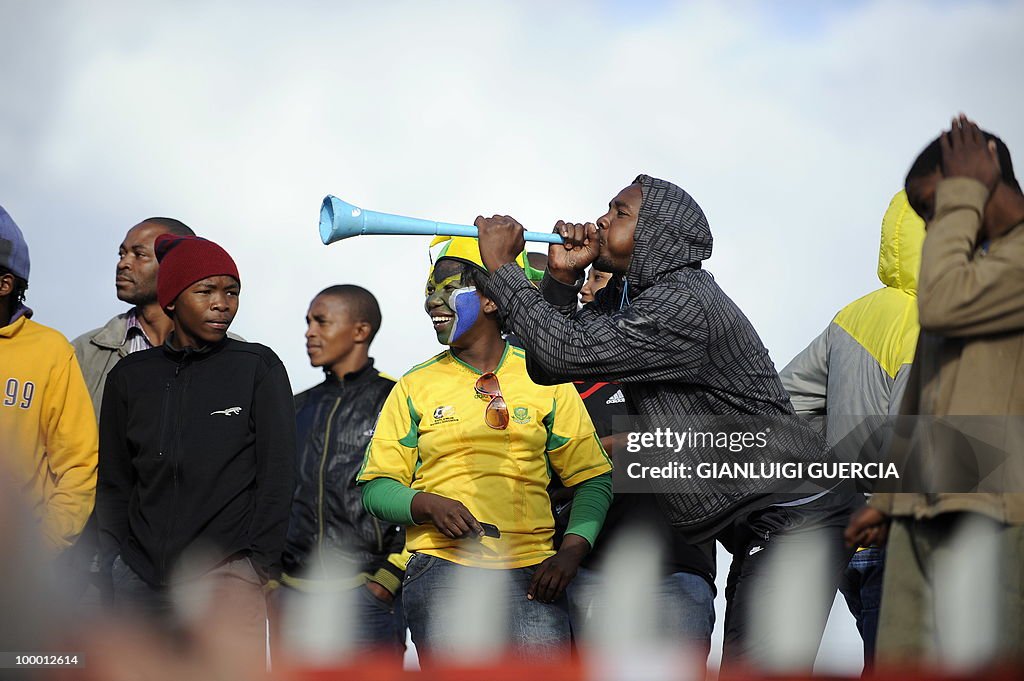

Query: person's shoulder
left=372, top=368, right=398, bottom=386
left=402, top=351, right=449, bottom=380
left=293, top=379, right=325, bottom=401
left=106, top=346, right=166, bottom=382
left=222, top=338, right=283, bottom=365
left=20, top=318, right=75, bottom=355
left=655, top=267, right=712, bottom=290
left=114, top=345, right=163, bottom=367
left=370, top=370, right=398, bottom=398
left=632, top=268, right=712, bottom=305
left=507, top=344, right=527, bottom=364
left=72, top=312, right=130, bottom=349
left=504, top=345, right=541, bottom=381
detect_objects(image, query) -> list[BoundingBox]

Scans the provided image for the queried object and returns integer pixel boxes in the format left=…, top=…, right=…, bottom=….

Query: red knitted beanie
left=155, top=234, right=240, bottom=310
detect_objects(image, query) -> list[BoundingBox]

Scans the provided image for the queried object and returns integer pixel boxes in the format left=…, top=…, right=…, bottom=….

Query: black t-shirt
left=559, top=380, right=716, bottom=590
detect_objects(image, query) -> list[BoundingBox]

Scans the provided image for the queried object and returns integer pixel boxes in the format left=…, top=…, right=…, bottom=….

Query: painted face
left=580, top=267, right=612, bottom=304
left=167, top=275, right=239, bottom=348
left=116, top=222, right=166, bottom=305
left=594, top=183, right=643, bottom=274
left=424, top=261, right=482, bottom=346
left=305, top=294, right=363, bottom=370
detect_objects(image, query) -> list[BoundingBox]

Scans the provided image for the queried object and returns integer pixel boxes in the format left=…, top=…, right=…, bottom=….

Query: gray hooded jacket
left=486, top=174, right=829, bottom=539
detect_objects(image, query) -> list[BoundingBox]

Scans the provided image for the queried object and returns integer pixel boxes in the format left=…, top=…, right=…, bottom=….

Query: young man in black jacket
left=96, top=234, right=295, bottom=659
left=280, top=285, right=406, bottom=657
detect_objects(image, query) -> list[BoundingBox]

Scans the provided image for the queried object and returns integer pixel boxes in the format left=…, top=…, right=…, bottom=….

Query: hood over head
left=627, top=174, right=713, bottom=291
left=877, top=190, right=925, bottom=294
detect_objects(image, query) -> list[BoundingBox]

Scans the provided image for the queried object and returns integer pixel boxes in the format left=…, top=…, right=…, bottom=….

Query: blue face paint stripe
left=449, top=287, right=480, bottom=344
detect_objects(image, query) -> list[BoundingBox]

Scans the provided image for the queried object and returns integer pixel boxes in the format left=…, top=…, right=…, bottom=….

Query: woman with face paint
left=357, top=237, right=612, bottom=664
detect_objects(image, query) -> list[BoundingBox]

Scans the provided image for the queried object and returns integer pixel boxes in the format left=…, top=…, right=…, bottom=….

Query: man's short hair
left=142, top=217, right=195, bottom=237
left=317, top=284, right=382, bottom=343
left=0, top=266, right=28, bottom=305
left=906, top=131, right=1020, bottom=194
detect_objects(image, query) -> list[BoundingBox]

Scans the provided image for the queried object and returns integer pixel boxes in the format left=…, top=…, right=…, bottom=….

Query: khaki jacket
left=871, top=178, right=1024, bottom=523
left=72, top=312, right=133, bottom=415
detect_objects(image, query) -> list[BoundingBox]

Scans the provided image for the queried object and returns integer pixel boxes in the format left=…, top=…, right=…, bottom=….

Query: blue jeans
left=401, top=553, right=571, bottom=664
left=567, top=567, right=715, bottom=658
left=276, top=582, right=406, bottom=660
left=838, top=547, right=884, bottom=668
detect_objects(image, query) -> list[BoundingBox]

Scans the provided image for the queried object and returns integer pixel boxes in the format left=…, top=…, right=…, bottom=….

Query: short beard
left=117, top=288, right=158, bottom=306
left=592, top=257, right=625, bottom=275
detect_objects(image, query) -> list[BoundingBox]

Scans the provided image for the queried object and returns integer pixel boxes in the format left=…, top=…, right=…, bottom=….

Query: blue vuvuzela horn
left=319, top=196, right=564, bottom=245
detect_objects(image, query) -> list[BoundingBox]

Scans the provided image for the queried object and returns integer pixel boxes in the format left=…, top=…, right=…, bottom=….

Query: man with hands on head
left=475, top=175, right=859, bottom=670
left=847, top=115, right=1024, bottom=665
left=358, top=237, right=611, bottom=664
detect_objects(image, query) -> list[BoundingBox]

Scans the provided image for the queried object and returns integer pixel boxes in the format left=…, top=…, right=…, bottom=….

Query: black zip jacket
left=283, top=360, right=404, bottom=588
left=96, top=337, right=296, bottom=587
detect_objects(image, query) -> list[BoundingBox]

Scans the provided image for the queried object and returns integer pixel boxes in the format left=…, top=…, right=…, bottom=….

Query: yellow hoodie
left=780, top=191, right=926, bottom=444
left=0, top=314, right=97, bottom=553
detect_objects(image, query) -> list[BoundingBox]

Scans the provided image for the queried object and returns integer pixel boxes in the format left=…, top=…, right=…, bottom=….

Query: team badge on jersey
left=432, top=405, right=458, bottom=423
left=512, top=406, right=531, bottom=424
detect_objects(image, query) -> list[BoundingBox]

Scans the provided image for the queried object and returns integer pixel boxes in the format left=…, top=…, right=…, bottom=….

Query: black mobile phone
left=480, top=522, right=501, bottom=538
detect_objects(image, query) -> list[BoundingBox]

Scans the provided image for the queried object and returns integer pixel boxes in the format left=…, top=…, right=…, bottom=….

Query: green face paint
left=424, top=270, right=468, bottom=345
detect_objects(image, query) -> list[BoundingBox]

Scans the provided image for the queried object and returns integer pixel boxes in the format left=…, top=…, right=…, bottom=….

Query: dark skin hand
left=410, top=491, right=485, bottom=540
left=844, top=506, right=890, bottom=548
left=527, top=533, right=590, bottom=603
left=941, top=114, right=1002, bottom=193
left=474, top=215, right=600, bottom=285
left=548, top=221, right=600, bottom=285
left=411, top=488, right=588, bottom=602
left=365, top=581, right=394, bottom=604
left=475, top=215, right=527, bottom=274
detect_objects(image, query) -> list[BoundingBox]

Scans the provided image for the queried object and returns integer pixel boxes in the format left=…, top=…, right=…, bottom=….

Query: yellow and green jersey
left=359, top=343, right=610, bottom=569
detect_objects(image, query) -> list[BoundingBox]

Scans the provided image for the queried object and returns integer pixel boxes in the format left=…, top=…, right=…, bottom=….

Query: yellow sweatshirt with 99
left=0, top=314, right=97, bottom=552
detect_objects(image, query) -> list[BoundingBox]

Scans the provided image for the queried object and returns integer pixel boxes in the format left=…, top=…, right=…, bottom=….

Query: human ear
left=0, top=274, right=13, bottom=298
left=353, top=321, right=372, bottom=343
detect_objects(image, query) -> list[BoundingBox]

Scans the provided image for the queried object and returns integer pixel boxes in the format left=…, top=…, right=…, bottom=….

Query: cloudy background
left=3, top=0, right=1023, bottom=672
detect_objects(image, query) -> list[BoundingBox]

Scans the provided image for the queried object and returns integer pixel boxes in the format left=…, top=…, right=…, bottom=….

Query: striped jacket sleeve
left=486, top=263, right=709, bottom=385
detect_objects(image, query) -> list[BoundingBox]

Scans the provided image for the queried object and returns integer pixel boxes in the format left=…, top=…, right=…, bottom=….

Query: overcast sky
left=3, top=0, right=1022, bottom=671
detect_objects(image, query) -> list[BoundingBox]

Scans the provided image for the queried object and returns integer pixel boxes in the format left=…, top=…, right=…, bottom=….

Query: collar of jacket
left=324, top=358, right=377, bottom=387
left=89, top=310, right=134, bottom=354
left=160, top=334, right=228, bottom=363
left=0, top=313, right=28, bottom=338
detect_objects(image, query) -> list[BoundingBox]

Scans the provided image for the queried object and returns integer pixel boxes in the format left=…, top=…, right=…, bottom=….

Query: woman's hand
left=527, top=533, right=590, bottom=603
left=365, top=581, right=395, bottom=605
left=410, top=492, right=485, bottom=539
left=844, top=506, right=890, bottom=548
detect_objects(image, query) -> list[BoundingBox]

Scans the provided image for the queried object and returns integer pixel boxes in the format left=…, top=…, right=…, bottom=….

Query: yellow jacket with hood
left=780, top=191, right=925, bottom=446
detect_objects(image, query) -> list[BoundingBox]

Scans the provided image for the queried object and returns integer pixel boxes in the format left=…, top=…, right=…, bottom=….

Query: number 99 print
left=3, top=378, right=35, bottom=409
